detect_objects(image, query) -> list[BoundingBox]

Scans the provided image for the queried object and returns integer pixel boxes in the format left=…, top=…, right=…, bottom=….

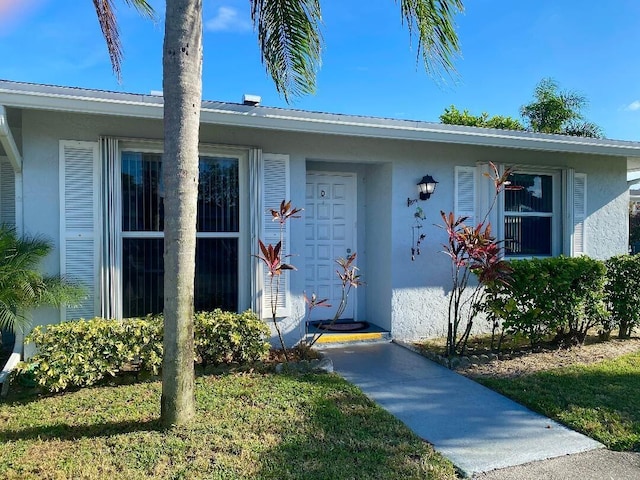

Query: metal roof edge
left=1, top=79, right=639, bottom=158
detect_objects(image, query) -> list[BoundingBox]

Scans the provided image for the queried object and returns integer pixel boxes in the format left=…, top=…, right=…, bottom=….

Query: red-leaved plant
left=440, top=162, right=519, bottom=357
left=304, top=252, right=364, bottom=347
left=254, top=200, right=301, bottom=361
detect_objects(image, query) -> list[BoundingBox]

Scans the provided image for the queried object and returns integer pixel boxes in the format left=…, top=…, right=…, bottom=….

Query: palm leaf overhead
left=251, top=0, right=323, bottom=102
left=92, top=0, right=155, bottom=80
left=399, top=0, right=463, bottom=79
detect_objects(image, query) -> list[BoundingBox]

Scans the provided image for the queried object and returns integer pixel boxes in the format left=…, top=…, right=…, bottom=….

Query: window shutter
left=261, top=153, right=290, bottom=318
left=0, top=158, right=15, bottom=227
left=60, top=141, right=100, bottom=320
left=455, top=166, right=476, bottom=225
left=572, top=173, right=587, bottom=256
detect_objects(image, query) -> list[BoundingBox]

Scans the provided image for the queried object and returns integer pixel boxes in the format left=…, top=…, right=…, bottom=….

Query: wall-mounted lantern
left=407, top=175, right=438, bottom=207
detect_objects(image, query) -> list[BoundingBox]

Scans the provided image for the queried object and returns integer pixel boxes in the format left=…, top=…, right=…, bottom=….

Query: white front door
left=305, top=172, right=357, bottom=321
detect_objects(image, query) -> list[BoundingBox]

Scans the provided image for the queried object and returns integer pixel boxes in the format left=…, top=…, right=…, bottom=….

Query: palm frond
left=93, top=0, right=155, bottom=81
left=0, top=225, right=86, bottom=332
left=251, top=0, right=323, bottom=102
left=398, top=0, right=463, bottom=80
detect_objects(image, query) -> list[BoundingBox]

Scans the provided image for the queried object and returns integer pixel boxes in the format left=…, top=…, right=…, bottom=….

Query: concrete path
left=323, top=341, right=603, bottom=477
left=474, top=449, right=640, bottom=480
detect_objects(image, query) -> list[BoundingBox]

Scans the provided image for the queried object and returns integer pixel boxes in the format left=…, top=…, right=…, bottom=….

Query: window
left=121, top=151, right=241, bottom=317
left=503, top=172, right=558, bottom=256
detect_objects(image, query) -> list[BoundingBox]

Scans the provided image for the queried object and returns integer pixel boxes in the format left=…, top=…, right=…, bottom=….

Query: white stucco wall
left=16, top=108, right=630, bottom=346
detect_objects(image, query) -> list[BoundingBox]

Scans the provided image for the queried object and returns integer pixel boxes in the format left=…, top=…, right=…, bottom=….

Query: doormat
left=317, top=321, right=370, bottom=332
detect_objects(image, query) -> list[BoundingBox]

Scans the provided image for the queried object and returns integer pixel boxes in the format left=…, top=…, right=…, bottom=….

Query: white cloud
left=205, top=6, right=250, bottom=33
left=625, top=100, right=640, bottom=111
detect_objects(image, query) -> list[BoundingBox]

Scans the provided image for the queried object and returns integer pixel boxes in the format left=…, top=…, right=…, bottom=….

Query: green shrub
left=605, top=254, right=640, bottom=338
left=194, top=309, right=270, bottom=368
left=22, top=316, right=163, bottom=392
left=482, top=256, right=607, bottom=346
left=20, top=310, right=270, bottom=392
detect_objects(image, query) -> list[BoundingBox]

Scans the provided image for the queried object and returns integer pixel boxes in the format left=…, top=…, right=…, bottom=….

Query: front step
left=305, top=320, right=391, bottom=345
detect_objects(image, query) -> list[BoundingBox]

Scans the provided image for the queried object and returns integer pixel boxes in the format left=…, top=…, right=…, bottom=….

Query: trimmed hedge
left=194, top=310, right=271, bottom=368
left=481, top=256, right=608, bottom=346
left=20, top=309, right=270, bottom=392
left=605, top=254, right=640, bottom=338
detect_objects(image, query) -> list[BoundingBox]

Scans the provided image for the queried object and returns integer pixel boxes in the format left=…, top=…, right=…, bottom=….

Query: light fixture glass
left=418, top=175, right=438, bottom=200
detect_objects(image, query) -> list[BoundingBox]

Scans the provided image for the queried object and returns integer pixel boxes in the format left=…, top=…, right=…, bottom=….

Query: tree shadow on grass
left=0, top=418, right=163, bottom=443
left=252, top=373, right=455, bottom=480
left=481, top=369, right=640, bottom=451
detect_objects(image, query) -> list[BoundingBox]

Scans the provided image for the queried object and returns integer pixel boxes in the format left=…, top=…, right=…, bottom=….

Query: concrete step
left=305, top=321, right=391, bottom=345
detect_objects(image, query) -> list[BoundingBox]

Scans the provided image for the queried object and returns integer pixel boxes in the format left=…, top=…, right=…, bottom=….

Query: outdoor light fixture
left=407, top=174, right=438, bottom=206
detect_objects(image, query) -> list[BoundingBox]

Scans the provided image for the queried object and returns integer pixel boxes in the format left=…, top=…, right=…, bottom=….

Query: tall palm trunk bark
left=161, top=0, right=202, bottom=426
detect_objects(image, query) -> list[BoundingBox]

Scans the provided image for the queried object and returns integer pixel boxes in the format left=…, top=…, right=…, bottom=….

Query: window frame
left=500, top=168, right=562, bottom=259
left=118, top=140, right=250, bottom=316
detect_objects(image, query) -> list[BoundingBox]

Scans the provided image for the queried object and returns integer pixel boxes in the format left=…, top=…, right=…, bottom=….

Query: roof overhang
left=1, top=79, right=640, bottom=166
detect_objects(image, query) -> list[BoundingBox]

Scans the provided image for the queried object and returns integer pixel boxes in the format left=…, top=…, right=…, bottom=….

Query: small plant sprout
left=254, top=200, right=302, bottom=362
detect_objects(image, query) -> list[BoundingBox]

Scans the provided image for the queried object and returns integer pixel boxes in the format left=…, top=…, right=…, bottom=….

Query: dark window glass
left=122, top=237, right=164, bottom=317
left=505, top=174, right=553, bottom=213
left=122, top=154, right=239, bottom=234
left=194, top=238, right=238, bottom=312
left=504, top=216, right=552, bottom=256
left=122, top=152, right=240, bottom=317
left=122, top=152, right=164, bottom=232
left=122, top=238, right=238, bottom=318
left=197, top=157, right=239, bottom=232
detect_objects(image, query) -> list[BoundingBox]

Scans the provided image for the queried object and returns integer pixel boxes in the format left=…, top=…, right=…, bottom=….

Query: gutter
left=1, top=82, right=640, bottom=159
left=0, top=105, right=21, bottom=172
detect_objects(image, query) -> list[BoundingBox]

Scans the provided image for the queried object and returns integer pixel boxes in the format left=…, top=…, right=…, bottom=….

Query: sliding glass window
left=121, top=152, right=240, bottom=318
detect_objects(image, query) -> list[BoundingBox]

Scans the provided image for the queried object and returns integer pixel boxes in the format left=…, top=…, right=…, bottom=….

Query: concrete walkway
left=323, top=341, right=603, bottom=477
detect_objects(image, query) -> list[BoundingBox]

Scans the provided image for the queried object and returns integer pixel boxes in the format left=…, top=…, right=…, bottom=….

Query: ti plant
left=255, top=200, right=302, bottom=361
left=304, top=252, right=364, bottom=347
left=440, top=162, right=517, bottom=357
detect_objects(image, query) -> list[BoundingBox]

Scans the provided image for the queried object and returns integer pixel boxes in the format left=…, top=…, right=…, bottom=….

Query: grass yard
left=477, top=350, right=640, bottom=452
left=0, top=372, right=457, bottom=480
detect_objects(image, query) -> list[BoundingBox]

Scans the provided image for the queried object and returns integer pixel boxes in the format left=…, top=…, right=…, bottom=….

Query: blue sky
left=1, top=0, right=640, bottom=141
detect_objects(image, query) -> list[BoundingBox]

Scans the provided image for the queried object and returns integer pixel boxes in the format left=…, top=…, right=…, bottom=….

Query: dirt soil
left=458, top=337, right=640, bottom=380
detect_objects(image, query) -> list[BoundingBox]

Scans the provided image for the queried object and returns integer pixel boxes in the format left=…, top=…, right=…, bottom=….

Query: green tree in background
left=440, top=78, right=603, bottom=138
left=440, top=105, right=523, bottom=130
left=520, top=77, right=602, bottom=137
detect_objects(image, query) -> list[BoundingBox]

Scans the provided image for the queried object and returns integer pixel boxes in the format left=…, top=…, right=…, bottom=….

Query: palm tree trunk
left=161, top=0, right=202, bottom=427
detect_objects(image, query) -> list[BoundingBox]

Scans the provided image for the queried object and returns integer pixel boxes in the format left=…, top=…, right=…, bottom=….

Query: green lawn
left=0, top=373, right=457, bottom=479
left=478, top=351, right=640, bottom=451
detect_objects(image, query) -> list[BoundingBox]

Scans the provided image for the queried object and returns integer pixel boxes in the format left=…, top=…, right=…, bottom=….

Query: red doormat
left=317, top=322, right=369, bottom=332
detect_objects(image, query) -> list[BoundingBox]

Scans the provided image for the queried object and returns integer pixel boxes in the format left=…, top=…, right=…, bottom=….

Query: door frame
left=305, top=170, right=358, bottom=320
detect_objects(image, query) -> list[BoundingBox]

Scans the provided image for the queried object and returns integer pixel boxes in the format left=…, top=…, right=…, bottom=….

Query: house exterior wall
left=17, top=108, right=630, bottom=345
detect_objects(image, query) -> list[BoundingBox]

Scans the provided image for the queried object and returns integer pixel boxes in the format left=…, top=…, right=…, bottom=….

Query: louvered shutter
left=572, top=173, right=587, bottom=256
left=0, top=158, right=15, bottom=227
left=455, top=166, right=476, bottom=225
left=262, top=153, right=290, bottom=318
left=60, top=141, right=100, bottom=320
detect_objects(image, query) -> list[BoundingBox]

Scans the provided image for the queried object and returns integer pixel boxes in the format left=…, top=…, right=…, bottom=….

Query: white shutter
left=572, top=173, right=587, bottom=256
left=0, top=158, right=15, bottom=227
left=60, top=141, right=100, bottom=321
left=261, top=153, right=290, bottom=318
left=455, top=166, right=476, bottom=225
